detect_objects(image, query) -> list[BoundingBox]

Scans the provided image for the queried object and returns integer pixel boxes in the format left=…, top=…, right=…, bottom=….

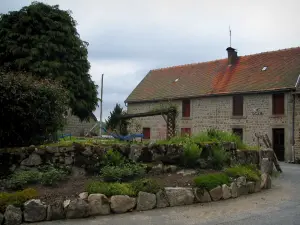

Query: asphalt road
left=27, top=163, right=300, bottom=225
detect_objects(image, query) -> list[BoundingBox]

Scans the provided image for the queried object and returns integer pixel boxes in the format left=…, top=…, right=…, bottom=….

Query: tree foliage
left=105, top=104, right=129, bottom=135
left=0, top=72, right=68, bottom=147
left=0, top=2, right=98, bottom=121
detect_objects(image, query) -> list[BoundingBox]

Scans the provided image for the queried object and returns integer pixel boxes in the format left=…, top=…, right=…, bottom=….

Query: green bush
left=131, top=178, right=162, bottom=195
left=41, top=167, right=67, bottom=186
left=101, top=163, right=146, bottom=182
left=0, top=72, right=68, bottom=148
left=102, top=149, right=125, bottom=166
left=0, top=188, right=38, bottom=213
left=210, top=145, right=230, bottom=170
left=182, top=140, right=203, bottom=168
left=86, top=181, right=135, bottom=197
left=7, top=170, right=42, bottom=189
left=194, top=173, right=230, bottom=190
left=225, top=165, right=261, bottom=181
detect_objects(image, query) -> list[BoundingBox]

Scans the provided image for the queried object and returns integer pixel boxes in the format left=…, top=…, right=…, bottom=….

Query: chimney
left=226, top=47, right=238, bottom=65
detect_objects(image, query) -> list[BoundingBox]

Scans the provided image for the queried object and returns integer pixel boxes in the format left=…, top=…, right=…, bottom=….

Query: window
left=181, top=128, right=191, bottom=136
left=142, top=128, right=150, bottom=139
left=232, top=95, right=243, bottom=116
left=232, top=128, right=243, bottom=141
left=182, top=99, right=191, bottom=117
left=272, top=93, right=284, bottom=115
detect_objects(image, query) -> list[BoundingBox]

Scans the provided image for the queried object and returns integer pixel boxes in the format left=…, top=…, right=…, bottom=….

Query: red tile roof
left=125, top=47, right=300, bottom=103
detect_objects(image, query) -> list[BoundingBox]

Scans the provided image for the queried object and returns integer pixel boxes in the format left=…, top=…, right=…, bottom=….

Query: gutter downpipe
left=292, top=74, right=300, bottom=162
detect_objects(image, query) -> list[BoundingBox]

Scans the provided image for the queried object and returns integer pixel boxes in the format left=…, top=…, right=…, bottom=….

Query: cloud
left=1, top=0, right=300, bottom=121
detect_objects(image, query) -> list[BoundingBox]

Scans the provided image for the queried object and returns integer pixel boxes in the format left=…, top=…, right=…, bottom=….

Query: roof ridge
left=151, top=46, right=300, bottom=72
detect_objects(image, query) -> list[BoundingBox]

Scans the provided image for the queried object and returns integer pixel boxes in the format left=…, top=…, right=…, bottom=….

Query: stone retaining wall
left=0, top=173, right=272, bottom=224
left=0, top=142, right=260, bottom=177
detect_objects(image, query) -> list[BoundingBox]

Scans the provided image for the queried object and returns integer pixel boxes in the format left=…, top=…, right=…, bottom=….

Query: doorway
left=272, top=128, right=285, bottom=161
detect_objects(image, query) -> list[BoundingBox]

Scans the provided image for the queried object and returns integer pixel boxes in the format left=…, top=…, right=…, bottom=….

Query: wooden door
left=272, top=128, right=285, bottom=161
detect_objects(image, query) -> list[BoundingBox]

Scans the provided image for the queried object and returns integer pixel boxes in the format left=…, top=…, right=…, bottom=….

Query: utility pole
left=99, top=74, right=104, bottom=138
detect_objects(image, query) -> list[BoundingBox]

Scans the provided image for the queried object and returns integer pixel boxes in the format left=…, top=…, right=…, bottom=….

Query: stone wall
left=127, top=92, right=298, bottom=162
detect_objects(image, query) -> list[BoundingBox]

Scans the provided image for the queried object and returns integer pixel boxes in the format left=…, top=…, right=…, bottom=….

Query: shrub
left=194, top=173, right=230, bottom=191
left=101, top=163, right=146, bottom=182
left=182, top=140, right=203, bottom=168
left=224, top=165, right=261, bottom=181
left=0, top=188, right=38, bottom=212
left=102, top=149, right=125, bottom=166
left=0, top=72, right=68, bottom=148
left=210, top=145, right=230, bottom=170
left=86, top=181, right=135, bottom=197
left=7, top=170, right=42, bottom=189
left=40, top=167, right=67, bottom=186
left=131, top=178, right=162, bottom=195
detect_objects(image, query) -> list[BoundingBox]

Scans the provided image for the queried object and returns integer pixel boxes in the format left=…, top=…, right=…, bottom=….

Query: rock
left=129, top=145, right=143, bottom=162
left=165, top=187, right=194, bottom=206
left=236, top=176, right=247, bottom=187
left=238, top=185, right=249, bottom=196
left=247, top=182, right=255, bottom=194
left=65, top=199, right=89, bottom=219
left=150, top=163, right=164, bottom=175
left=35, top=148, right=46, bottom=155
left=230, top=182, right=238, bottom=198
left=63, top=199, right=71, bottom=209
left=64, top=156, right=73, bottom=165
left=193, top=188, right=211, bottom=203
left=222, top=184, right=231, bottom=200
left=79, top=192, right=89, bottom=200
left=20, top=153, right=42, bottom=166
left=46, top=200, right=65, bottom=221
left=88, top=194, right=110, bottom=216
left=0, top=213, right=3, bottom=225
left=24, top=199, right=47, bottom=222
left=4, top=205, right=22, bottom=225
left=156, top=190, right=170, bottom=208
left=136, top=192, right=156, bottom=211
left=71, top=167, right=86, bottom=178
left=82, top=148, right=93, bottom=156
left=261, top=173, right=272, bottom=189
left=254, top=180, right=261, bottom=192
left=261, top=158, right=273, bottom=175
left=110, top=195, right=136, bottom=213
left=176, top=169, right=197, bottom=176
left=209, top=186, right=222, bottom=201
left=163, top=165, right=177, bottom=173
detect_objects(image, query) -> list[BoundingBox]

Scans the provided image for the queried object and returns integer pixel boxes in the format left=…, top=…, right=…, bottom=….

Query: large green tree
left=106, top=103, right=129, bottom=135
left=0, top=2, right=98, bottom=121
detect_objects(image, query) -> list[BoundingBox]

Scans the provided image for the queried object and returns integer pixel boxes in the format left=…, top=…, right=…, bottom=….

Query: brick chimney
left=226, top=47, right=238, bottom=65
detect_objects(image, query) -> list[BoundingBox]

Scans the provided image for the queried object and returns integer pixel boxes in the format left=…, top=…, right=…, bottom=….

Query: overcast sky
left=1, top=0, right=300, bottom=121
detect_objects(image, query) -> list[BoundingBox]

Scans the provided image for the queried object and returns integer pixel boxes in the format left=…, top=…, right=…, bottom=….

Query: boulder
left=193, top=188, right=211, bottom=203
left=222, top=184, right=231, bottom=200
left=156, top=190, right=170, bottom=208
left=71, top=167, right=86, bottom=178
left=46, top=200, right=65, bottom=221
left=247, top=182, right=255, bottom=194
left=82, top=148, right=93, bottom=156
left=24, top=199, right=47, bottom=222
left=261, top=173, right=272, bottom=189
left=150, top=164, right=164, bottom=175
left=64, top=156, right=73, bottom=165
left=238, top=185, right=249, bottom=196
left=63, top=199, right=71, bottom=209
left=230, top=182, right=238, bottom=198
left=165, top=187, right=194, bottom=206
left=261, top=158, right=273, bottom=175
left=88, top=194, right=110, bottom=216
left=65, top=199, right=89, bottom=219
left=129, top=145, right=143, bottom=162
left=209, top=186, right=222, bottom=201
left=236, top=176, right=247, bottom=187
left=136, top=192, right=156, bottom=211
left=163, top=165, right=177, bottom=173
left=110, top=195, right=136, bottom=213
left=4, top=205, right=22, bottom=225
left=254, top=180, right=261, bottom=192
left=79, top=192, right=89, bottom=200
left=20, top=153, right=42, bottom=166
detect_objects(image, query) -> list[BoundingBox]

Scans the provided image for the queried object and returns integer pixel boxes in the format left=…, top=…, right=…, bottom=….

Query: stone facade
left=127, top=91, right=300, bottom=162
left=62, top=111, right=97, bottom=137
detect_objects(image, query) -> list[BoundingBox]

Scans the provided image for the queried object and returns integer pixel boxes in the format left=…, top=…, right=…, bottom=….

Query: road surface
left=27, top=163, right=300, bottom=225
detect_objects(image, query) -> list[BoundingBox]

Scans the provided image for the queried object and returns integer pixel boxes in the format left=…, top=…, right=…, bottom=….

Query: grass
left=224, top=164, right=261, bottom=181
left=194, top=173, right=230, bottom=190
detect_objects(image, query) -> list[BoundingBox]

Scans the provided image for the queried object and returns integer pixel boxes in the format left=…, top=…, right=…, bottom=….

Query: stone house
left=125, top=46, right=300, bottom=162
left=62, top=110, right=98, bottom=137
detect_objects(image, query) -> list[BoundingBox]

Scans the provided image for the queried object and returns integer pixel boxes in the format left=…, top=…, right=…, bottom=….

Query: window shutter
left=233, top=95, right=243, bottom=116
left=273, top=93, right=284, bottom=115
left=143, top=128, right=150, bottom=139
left=182, top=100, right=191, bottom=117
